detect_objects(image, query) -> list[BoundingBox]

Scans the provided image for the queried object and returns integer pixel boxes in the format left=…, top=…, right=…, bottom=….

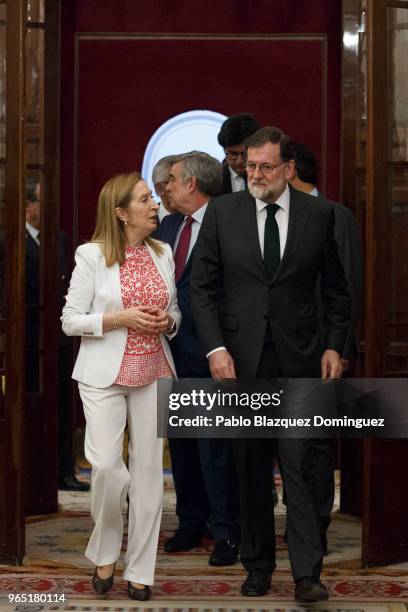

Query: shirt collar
left=228, top=166, right=243, bottom=181
left=255, top=182, right=290, bottom=213
left=26, top=222, right=40, bottom=241
left=310, top=186, right=319, bottom=197
left=190, top=202, right=208, bottom=225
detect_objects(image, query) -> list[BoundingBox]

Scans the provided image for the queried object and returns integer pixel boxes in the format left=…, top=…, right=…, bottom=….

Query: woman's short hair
left=91, top=171, right=164, bottom=267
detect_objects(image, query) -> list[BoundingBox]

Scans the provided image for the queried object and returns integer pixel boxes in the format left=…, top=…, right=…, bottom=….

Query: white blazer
left=61, top=241, right=181, bottom=388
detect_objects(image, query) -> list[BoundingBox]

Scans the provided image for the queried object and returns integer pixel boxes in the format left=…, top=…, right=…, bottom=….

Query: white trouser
left=78, top=381, right=163, bottom=585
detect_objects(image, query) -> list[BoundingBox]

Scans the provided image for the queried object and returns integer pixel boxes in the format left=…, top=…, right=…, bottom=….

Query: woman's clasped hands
left=118, top=305, right=172, bottom=334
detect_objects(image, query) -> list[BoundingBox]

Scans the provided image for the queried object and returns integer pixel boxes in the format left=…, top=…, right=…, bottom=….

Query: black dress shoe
left=92, top=564, right=115, bottom=595
left=209, top=540, right=239, bottom=566
left=128, top=582, right=151, bottom=601
left=295, top=577, right=329, bottom=603
left=164, top=529, right=202, bottom=552
left=241, top=569, right=272, bottom=597
left=59, top=475, right=90, bottom=492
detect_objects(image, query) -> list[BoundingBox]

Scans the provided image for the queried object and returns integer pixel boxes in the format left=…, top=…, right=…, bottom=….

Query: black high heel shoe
left=128, top=581, right=151, bottom=601
left=92, top=563, right=116, bottom=595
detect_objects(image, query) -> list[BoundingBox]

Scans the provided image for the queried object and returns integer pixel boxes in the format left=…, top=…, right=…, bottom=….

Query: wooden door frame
left=1, top=0, right=26, bottom=564
left=365, top=0, right=389, bottom=378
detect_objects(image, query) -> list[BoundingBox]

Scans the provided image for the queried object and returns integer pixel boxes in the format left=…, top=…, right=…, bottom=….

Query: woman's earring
left=124, top=220, right=128, bottom=226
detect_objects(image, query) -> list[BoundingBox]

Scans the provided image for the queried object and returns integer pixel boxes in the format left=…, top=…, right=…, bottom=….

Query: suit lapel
left=103, top=253, right=123, bottom=309
left=274, top=185, right=310, bottom=280
left=222, top=163, right=232, bottom=194
left=168, top=214, right=184, bottom=250
left=237, top=191, right=266, bottom=279
left=182, top=251, right=194, bottom=280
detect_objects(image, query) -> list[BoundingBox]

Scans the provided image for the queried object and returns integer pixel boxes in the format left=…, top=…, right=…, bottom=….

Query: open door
left=22, top=0, right=61, bottom=518
left=362, top=0, right=408, bottom=566
left=341, top=0, right=408, bottom=566
left=0, top=0, right=60, bottom=564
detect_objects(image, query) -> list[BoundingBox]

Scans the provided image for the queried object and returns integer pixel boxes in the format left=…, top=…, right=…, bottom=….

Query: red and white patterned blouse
left=115, top=244, right=173, bottom=387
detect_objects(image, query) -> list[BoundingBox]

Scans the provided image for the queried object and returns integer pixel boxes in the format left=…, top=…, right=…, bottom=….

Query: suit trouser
left=233, top=342, right=323, bottom=581
left=169, top=437, right=210, bottom=534
left=169, top=437, right=240, bottom=542
left=78, top=381, right=163, bottom=585
left=281, top=438, right=335, bottom=545
left=311, top=438, right=335, bottom=540
left=198, top=438, right=240, bottom=542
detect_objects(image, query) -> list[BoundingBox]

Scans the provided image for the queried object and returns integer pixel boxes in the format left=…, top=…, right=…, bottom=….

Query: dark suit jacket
left=25, top=231, right=40, bottom=349
left=191, top=185, right=351, bottom=378
left=26, top=229, right=70, bottom=350
left=220, top=163, right=233, bottom=195
left=317, top=196, right=363, bottom=359
left=158, top=213, right=210, bottom=377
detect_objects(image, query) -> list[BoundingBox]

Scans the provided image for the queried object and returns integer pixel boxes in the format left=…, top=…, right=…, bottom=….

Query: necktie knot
left=184, top=216, right=194, bottom=228
left=266, top=203, right=280, bottom=218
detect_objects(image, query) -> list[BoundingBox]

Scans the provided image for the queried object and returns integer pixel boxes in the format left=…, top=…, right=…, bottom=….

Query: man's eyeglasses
left=245, top=161, right=285, bottom=175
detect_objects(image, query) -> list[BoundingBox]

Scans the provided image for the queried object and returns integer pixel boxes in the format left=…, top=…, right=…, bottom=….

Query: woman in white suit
left=62, top=172, right=181, bottom=601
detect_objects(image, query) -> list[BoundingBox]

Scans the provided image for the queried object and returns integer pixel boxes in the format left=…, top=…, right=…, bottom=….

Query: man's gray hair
left=178, top=151, right=222, bottom=197
left=152, top=154, right=183, bottom=184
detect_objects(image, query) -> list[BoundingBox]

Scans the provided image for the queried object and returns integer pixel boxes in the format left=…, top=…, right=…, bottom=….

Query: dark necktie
left=263, top=203, right=280, bottom=278
left=174, top=216, right=194, bottom=282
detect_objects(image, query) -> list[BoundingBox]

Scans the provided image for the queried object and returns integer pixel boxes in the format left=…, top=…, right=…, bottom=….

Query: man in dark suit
left=218, top=113, right=260, bottom=195
left=158, top=151, right=240, bottom=566
left=191, top=127, right=351, bottom=602
left=25, top=178, right=89, bottom=492
left=286, top=141, right=363, bottom=553
left=25, top=180, right=42, bottom=393
left=288, top=141, right=363, bottom=364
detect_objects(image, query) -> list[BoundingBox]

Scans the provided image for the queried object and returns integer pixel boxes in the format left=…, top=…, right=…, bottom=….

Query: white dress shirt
left=310, top=186, right=319, bottom=197
left=173, top=203, right=208, bottom=261
left=26, top=223, right=40, bottom=245
left=255, top=182, right=290, bottom=258
left=229, top=167, right=246, bottom=193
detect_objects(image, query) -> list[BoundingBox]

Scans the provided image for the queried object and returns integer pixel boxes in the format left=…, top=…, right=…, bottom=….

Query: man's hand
left=340, top=358, right=350, bottom=372
left=209, top=349, right=236, bottom=380
left=321, top=349, right=343, bottom=379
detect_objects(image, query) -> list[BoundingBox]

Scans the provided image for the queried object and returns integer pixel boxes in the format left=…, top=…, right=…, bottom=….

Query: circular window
left=142, top=109, right=227, bottom=206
